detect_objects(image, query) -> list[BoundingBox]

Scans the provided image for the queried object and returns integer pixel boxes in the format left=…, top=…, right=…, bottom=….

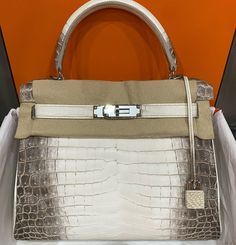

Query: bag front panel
left=14, top=136, right=220, bottom=240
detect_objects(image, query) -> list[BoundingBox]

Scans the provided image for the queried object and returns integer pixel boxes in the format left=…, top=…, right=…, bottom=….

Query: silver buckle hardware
left=93, top=104, right=141, bottom=119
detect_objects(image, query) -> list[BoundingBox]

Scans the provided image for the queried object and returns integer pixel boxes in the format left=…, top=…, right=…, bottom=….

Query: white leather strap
left=32, top=103, right=198, bottom=119
left=183, top=76, right=197, bottom=189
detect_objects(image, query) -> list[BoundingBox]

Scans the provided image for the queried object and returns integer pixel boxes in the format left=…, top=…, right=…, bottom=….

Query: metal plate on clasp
left=93, top=104, right=141, bottom=119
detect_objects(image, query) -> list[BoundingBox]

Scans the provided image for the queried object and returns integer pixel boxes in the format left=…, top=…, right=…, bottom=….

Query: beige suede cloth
left=15, top=79, right=214, bottom=139
left=32, top=79, right=198, bottom=104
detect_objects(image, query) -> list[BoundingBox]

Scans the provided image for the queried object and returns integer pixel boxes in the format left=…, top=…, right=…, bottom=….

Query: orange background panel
left=0, top=0, right=236, bottom=104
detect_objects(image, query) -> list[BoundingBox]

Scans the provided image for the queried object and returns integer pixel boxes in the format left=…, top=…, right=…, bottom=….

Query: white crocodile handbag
left=14, top=0, right=221, bottom=241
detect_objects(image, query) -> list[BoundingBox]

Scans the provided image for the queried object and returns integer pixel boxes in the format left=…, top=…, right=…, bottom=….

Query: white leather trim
left=32, top=103, right=198, bottom=119
left=142, top=103, right=198, bottom=118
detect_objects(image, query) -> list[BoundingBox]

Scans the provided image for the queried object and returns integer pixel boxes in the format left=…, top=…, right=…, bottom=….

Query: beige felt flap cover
left=15, top=79, right=214, bottom=139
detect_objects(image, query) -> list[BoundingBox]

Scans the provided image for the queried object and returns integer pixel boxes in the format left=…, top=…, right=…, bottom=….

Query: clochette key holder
left=14, top=0, right=221, bottom=241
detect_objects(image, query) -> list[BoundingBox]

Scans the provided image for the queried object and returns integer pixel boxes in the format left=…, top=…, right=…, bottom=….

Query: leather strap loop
left=183, top=76, right=197, bottom=189
left=54, top=0, right=177, bottom=79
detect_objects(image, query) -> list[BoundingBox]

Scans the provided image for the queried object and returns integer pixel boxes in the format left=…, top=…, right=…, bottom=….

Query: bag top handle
left=54, top=0, right=177, bottom=80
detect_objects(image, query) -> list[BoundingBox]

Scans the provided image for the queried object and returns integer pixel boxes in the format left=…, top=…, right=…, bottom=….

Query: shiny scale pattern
left=14, top=137, right=220, bottom=240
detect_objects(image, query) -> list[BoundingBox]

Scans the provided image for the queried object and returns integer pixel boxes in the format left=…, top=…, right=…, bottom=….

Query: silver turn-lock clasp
left=93, top=104, right=141, bottom=119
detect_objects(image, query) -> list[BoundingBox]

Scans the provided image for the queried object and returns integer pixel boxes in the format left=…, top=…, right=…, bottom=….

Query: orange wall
left=0, top=0, right=236, bottom=103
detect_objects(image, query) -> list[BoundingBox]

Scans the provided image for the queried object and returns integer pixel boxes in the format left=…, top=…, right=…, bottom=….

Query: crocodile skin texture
left=196, top=80, right=214, bottom=100
left=19, top=83, right=34, bottom=103
left=19, top=80, right=213, bottom=103
left=14, top=137, right=220, bottom=240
